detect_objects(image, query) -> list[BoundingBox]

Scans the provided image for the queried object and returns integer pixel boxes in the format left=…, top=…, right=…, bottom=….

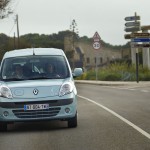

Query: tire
left=0, top=123, right=7, bottom=132
left=68, top=113, right=77, bottom=128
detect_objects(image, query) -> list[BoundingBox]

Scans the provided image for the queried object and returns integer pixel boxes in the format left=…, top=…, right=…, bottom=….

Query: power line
left=8, top=21, right=16, bottom=36
left=12, top=0, right=21, bottom=12
left=7, top=0, right=21, bottom=36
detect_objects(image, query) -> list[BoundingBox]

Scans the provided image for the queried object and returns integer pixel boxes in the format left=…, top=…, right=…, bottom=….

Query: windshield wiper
left=27, top=75, right=64, bottom=80
left=27, top=77, right=54, bottom=80
left=2, top=78, right=26, bottom=81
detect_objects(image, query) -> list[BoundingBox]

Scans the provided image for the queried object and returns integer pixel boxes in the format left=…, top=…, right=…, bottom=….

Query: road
left=0, top=83, right=150, bottom=150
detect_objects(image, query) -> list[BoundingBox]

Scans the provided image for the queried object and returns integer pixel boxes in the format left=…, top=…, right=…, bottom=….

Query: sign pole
left=135, top=12, right=139, bottom=83
left=95, top=54, right=98, bottom=80
left=125, top=12, right=140, bottom=83
left=93, top=32, right=101, bottom=81
left=136, top=49, right=139, bottom=83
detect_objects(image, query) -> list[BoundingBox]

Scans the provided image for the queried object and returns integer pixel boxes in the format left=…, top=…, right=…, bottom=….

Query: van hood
left=1, top=79, right=72, bottom=99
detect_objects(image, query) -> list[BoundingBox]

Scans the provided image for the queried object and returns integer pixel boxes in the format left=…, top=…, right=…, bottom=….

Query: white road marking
left=103, top=86, right=138, bottom=90
left=106, top=86, right=149, bottom=93
left=129, top=89, right=136, bottom=91
left=141, top=90, right=149, bottom=93
left=78, top=95, right=150, bottom=140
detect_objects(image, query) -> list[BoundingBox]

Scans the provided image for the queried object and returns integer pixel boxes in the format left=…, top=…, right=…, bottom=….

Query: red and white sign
left=93, top=31, right=101, bottom=42
left=93, top=42, right=100, bottom=50
left=93, top=32, right=101, bottom=50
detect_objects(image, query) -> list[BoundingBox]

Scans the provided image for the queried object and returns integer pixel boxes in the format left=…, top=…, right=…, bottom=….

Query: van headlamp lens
left=59, top=82, right=73, bottom=97
left=0, top=85, right=12, bottom=99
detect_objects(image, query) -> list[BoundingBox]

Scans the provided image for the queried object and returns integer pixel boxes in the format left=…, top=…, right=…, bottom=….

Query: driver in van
left=45, top=63, right=62, bottom=78
left=45, top=63, right=56, bottom=78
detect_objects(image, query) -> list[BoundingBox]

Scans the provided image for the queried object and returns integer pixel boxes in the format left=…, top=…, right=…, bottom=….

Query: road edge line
left=78, top=95, right=150, bottom=140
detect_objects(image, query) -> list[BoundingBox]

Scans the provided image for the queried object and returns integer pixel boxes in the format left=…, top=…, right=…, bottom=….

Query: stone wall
left=78, top=41, right=122, bottom=68
left=64, top=36, right=123, bottom=69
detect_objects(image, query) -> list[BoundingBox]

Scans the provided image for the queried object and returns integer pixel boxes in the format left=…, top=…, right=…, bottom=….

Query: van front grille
left=12, top=107, right=61, bottom=119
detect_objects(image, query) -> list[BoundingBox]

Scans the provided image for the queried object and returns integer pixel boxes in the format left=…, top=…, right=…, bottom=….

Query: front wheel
left=0, top=123, right=7, bottom=132
left=68, top=113, right=77, bottom=128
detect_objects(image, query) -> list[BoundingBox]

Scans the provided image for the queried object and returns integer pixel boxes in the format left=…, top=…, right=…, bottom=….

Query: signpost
left=124, top=15, right=141, bottom=33
left=125, top=33, right=150, bottom=39
left=133, top=44, right=150, bottom=48
left=124, top=12, right=141, bottom=83
left=124, top=34, right=132, bottom=39
left=125, top=16, right=140, bottom=21
left=93, top=32, right=101, bottom=50
left=124, top=26, right=141, bottom=32
left=125, top=21, right=140, bottom=27
left=93, top=31, right=101, bottom=80
left=131, top=33, right=150, bottom=38
left=132, top=38, right=150, bottom=42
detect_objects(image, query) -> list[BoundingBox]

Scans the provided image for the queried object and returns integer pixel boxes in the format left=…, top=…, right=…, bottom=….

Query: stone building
left=64, top=36, right=123, bottom=70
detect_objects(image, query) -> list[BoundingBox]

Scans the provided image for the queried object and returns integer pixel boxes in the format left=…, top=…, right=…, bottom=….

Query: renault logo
left=33, top=89, right=39, bottom=95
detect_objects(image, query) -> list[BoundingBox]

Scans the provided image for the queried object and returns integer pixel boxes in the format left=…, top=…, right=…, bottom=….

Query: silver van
left=0, top=48, right=83, bottom=131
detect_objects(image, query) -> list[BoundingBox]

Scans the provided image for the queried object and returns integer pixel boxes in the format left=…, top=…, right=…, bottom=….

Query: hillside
left=0, top=31, right=130, bottom=60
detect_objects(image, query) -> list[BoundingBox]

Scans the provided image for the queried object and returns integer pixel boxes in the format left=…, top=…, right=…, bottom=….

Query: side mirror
left=72, top=68, right=83, bottom=77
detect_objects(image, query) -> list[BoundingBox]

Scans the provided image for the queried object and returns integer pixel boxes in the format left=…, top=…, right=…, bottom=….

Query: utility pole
left=14, top=32, right=16, bottom=49
left=16, top=14, right=20, bottom=49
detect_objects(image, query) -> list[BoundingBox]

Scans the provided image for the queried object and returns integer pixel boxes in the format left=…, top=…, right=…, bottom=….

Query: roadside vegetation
left=76, top=62, right=150, bottom=81
left=0, top=0, right=13, bottom=19
left=0, top=31, right=129, bottom=60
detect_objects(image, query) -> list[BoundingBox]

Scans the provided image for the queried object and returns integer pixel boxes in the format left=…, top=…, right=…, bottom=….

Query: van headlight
left=59, top=82, right=74, bottom=97
left=0, top=85, right=12, bottom=99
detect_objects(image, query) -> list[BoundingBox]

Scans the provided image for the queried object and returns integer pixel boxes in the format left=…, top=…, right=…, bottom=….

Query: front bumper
left=0, top=98, right=77, bottom=123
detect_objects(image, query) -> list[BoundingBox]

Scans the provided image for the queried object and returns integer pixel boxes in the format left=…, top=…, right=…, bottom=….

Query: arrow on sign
left=124, top=26, right=141, bottom=32
left=133, top=44, right=150, bottom=48
left=131, top=33, right=150, bottom=38
left=124, top=34, right=131, bottom=39
left=125, top=21, right=140, bottom=27
left=132, top=38, right=150, bottom=42
left=125, top=16, right=140, bottom=21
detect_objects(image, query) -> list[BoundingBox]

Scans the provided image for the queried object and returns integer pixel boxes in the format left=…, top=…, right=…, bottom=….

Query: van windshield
left=0, top=55, right=70, bottom=81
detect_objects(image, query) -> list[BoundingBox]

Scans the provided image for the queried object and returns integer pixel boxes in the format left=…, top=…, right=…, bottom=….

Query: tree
left=0, top=0, right=13, bottom=19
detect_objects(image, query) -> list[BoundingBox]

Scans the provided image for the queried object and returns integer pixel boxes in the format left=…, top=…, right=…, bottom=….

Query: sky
left=0, top=0, right=150, bottom=46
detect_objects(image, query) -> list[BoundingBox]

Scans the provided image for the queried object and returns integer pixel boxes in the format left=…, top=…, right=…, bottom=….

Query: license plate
left=24, top=104, right=49, bottom=111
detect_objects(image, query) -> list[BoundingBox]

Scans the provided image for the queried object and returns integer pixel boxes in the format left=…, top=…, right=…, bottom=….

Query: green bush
left=76, top=63, right=150, bottom=81
left=102, top=73, right=121, bottom=81
left=139, top=72, right=150, bottom=81
left=86, top=70, right=96, bottom=80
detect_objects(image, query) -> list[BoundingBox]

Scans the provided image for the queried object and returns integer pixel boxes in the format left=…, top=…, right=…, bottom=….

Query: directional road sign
left=124, top=26, right=141, bottom=32
left=124, top=34, right=131, bottom=39
left=132, top=38, right=150, bottom=42
left=125, top=16, right=140, bottom=21
left=131, top=33, right=150, bottom=38
left=125, top=21, right=140, bottom=27
left=133, top=44, right=150, bottom=48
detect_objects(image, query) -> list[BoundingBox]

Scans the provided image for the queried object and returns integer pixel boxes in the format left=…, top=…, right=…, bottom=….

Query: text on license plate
left=24, top=104, right=49, bottom=110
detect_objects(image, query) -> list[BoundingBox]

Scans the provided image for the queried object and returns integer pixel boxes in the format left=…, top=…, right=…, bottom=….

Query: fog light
left=3, top=111, right=9, bottom=117
left=65, top=108, right=70, bottom=113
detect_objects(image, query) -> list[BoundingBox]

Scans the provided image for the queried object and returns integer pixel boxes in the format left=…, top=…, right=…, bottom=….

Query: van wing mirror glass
left=72, top=68, right=83, bottom=77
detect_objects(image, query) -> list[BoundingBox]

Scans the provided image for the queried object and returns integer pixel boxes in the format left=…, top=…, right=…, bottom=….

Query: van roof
left=3, top=48, right=65, bottom=59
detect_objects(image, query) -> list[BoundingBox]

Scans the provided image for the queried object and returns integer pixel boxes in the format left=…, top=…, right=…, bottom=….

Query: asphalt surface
left=0, top=81, right=150, bottom=150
